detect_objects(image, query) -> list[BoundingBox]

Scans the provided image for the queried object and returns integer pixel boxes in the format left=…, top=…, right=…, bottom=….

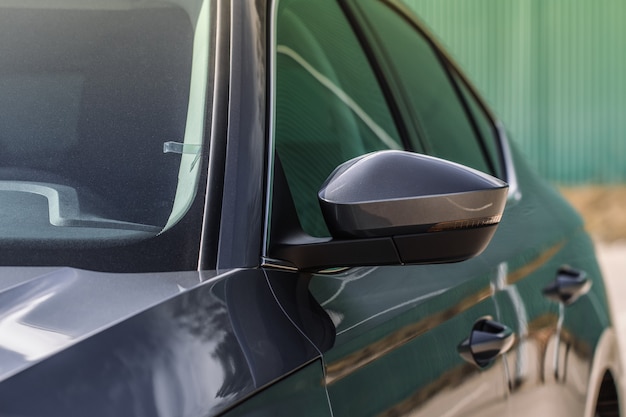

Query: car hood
left=0, top=267, right=320, bottom=417
left=0, top=267, right=215, bottom=381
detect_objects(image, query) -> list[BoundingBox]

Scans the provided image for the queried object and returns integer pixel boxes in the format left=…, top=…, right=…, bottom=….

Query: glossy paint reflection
left=491, top=228, right=607, bottom=416
left=310, top=263, right=509, bottom=417
left=302, top=143, right=611, bottom=417
left=0, top=270, right=77, bottom=363
left=0, top=269, right=321, bottom=417
left=0, top=267, right=212, bottom=380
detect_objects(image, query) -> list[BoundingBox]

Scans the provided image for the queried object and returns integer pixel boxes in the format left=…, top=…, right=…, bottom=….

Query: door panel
left=478, top=148, right=611, bottom=416
left=309, top=264, right=509, bottom=416
left=269, top=0, right=609, bottom=416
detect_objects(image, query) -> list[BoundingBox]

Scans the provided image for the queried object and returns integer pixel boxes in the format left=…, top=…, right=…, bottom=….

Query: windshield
left=0, top=0, right=212, bottom=271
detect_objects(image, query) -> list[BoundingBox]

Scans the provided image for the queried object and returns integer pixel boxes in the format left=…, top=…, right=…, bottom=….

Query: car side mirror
left=269, top=150, right=508, bottom=271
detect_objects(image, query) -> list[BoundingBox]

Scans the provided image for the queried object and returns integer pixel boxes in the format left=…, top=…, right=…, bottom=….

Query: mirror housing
left=319, top=151, right=507, bottom=238
left=269, top=151, right=508, bottom=271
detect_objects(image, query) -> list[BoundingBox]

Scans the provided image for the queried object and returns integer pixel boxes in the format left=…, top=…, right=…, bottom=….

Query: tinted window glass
left=354, top=0, right=492, bottom=174
left=274, top=0, right=402, bottom=237
left=452, top=71, right=504, bottom=178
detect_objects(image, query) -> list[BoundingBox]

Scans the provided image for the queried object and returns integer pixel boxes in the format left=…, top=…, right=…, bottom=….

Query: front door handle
left=543, top=265, right=591, bottom=305
left=458, top=317, right=515, bottom=368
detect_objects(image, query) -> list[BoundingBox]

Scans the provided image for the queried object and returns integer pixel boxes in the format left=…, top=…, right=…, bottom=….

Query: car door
left=331, top=2, right=613, bottom=416
left=263, top=0, right=513, bottom=415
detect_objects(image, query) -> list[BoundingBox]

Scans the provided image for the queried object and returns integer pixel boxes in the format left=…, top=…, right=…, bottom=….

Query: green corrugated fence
left=403, top=0, right=626, bottom=184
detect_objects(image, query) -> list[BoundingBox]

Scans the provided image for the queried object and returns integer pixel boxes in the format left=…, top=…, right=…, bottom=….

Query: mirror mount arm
left=271, top=235, right=401, bottom=272
left=270, top=224, right=498, bottom=272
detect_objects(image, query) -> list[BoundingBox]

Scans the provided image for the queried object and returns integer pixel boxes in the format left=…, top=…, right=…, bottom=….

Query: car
left=0, top=0, right=619, bottom=416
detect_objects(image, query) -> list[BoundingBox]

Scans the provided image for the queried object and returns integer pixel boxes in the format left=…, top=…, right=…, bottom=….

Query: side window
left=273, top=0, right=403, bottom=237
left=452, top=71, right=504, bottom=179
left=352, top=0, right=496, bottom=176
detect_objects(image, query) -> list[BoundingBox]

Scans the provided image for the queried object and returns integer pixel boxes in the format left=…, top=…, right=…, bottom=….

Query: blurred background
left=403, top=0, right=626, bottom=247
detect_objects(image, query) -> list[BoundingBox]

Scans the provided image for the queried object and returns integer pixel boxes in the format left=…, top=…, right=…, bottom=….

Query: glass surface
left=452, top=71, right=504, bottom=179
left=274, top=0, right=403, bottom=237
left=355, top=0, right=493, bottom=175
left=0, top=0, right=211, bottom=271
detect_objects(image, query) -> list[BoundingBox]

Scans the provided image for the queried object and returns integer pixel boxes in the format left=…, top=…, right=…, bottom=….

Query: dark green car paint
left=300, top=141, right=610, bottom=416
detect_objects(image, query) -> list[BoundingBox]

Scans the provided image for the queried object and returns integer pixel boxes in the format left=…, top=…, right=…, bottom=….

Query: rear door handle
left=543, top=265, right=591, bottom=305
left=458, top=317, right=515, bottom=368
